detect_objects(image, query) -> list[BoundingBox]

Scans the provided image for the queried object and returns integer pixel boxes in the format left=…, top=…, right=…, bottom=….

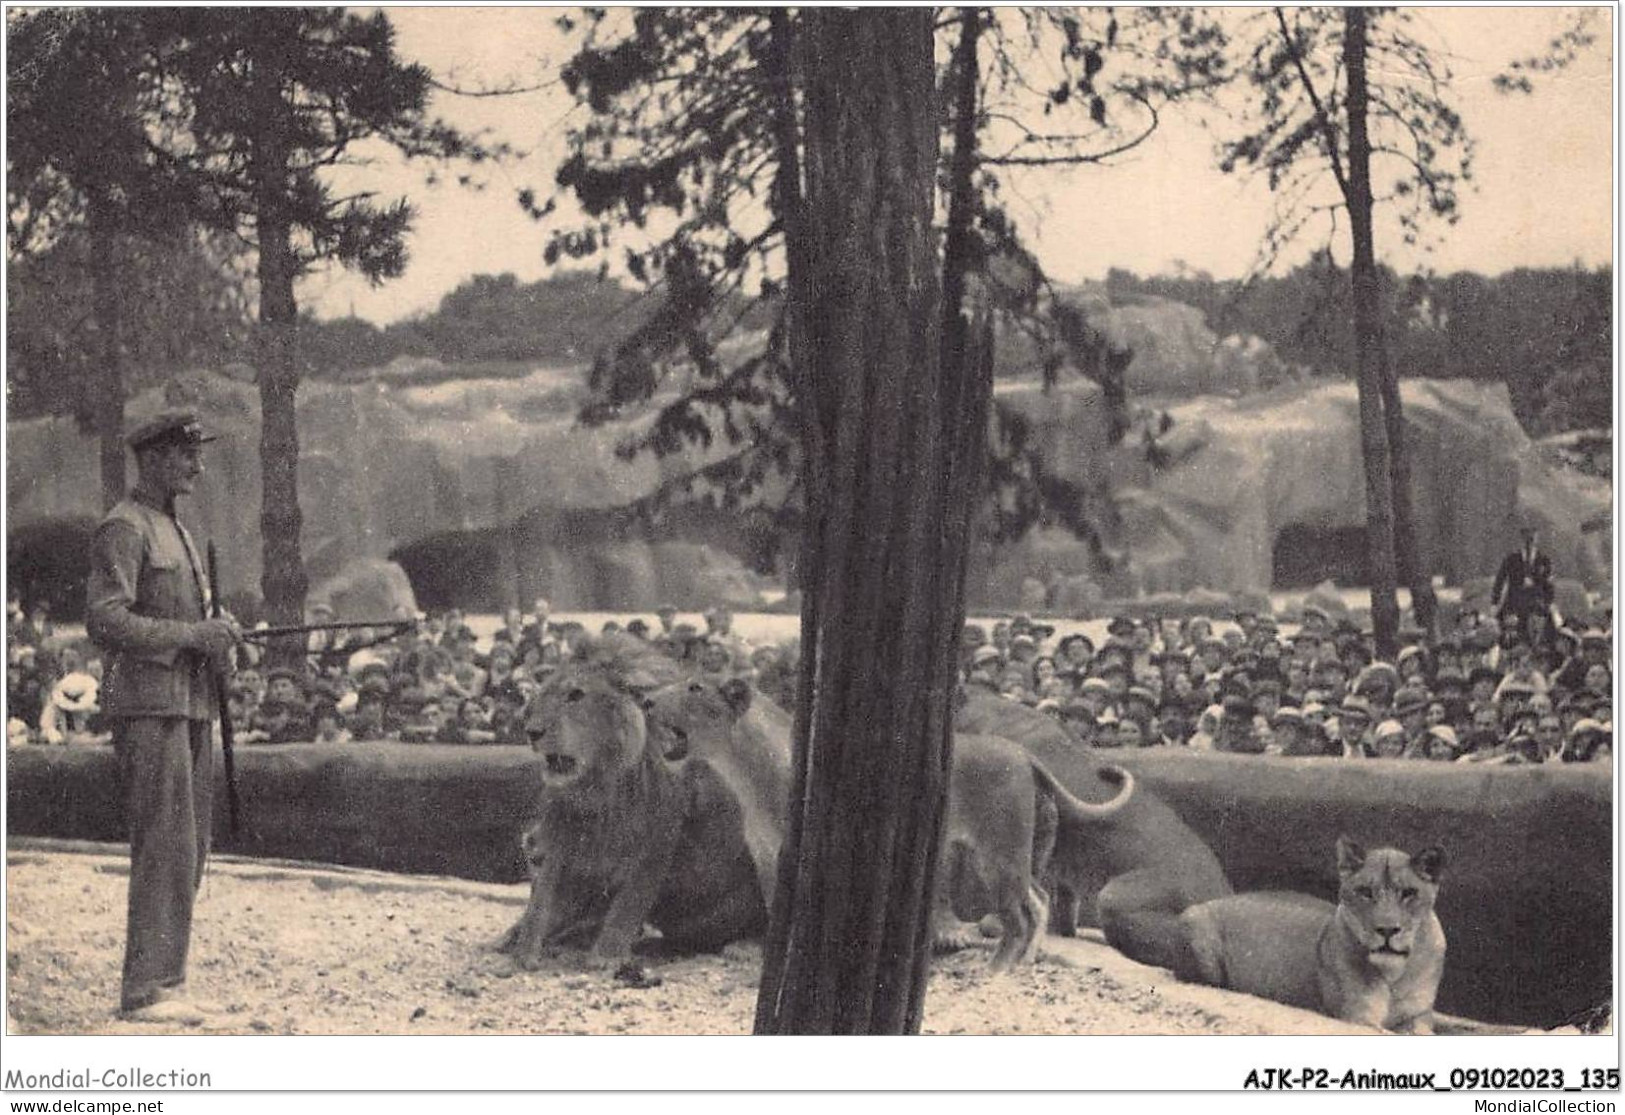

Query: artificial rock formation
left=8, top=364, right=1606, bottom=617
left=7, top=369, right=777, bottom=616
left=978, top=377, right=1610, bottom=609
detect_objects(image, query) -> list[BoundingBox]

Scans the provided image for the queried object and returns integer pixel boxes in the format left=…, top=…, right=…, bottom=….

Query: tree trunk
left=87, top=191, right=126, bottom=511
left=754, top=7, right=990, bottom=1034
left=1378, top=356, right=1439, bottom=638
left=1343, top=7, right=1401, bottom=660
left=251, top=40, right=308, bottom=666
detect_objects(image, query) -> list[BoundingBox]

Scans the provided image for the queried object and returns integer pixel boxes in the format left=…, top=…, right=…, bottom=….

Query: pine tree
left=7, top=9, right=199, bottom=508
left=161, top=8, right=487, bottom=655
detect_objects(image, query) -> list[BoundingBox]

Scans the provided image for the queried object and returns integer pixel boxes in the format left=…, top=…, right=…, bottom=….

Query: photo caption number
left=1580, top=1069, right=1619, bottom=1090
left=1448, top=1068, right=1566, bottom=1090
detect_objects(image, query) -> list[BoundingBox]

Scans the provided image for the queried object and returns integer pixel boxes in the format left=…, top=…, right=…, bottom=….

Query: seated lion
left=500, top=642, right=1136, bottom=971
left=496, top=636, right=734, bottom=965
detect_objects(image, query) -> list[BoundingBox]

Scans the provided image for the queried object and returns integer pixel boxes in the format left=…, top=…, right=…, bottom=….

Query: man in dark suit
left=1492, top=526, right=1554, bottom=644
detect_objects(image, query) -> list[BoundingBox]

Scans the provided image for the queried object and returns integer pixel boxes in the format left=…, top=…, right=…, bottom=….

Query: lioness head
left=1334, top=834, right=1446, bottom=973
left=643, top=677, right=754, bottom=762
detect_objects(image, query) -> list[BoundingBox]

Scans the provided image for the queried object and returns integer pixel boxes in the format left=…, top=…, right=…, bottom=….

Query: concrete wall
left=8, top=740, right=1607, bottom=1027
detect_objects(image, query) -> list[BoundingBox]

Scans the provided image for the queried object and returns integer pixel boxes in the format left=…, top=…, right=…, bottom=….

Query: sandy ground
left=0, top=840, right=1417, bottom=1037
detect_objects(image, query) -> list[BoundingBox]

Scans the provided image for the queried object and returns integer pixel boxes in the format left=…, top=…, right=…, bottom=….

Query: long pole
left=206, top=541, right=242, bottom=836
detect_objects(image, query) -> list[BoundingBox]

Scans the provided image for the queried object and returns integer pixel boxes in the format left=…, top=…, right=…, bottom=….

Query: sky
left=299, top=6, right=1616, bottom=326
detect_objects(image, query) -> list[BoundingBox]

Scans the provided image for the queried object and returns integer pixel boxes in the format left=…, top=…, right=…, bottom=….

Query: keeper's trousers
left=115, top=717, right=213, bottom=1011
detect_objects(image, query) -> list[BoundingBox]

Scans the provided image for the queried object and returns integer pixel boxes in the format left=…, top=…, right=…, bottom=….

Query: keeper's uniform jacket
left=86, top=488, right=217, bottom=720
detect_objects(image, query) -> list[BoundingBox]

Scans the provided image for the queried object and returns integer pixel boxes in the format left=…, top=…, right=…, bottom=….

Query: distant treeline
left=9, top=245, right=1608, bottom=440
left=296, top=270, right=654, bottom=380
left=1104, top=253, right=1612, bottom=437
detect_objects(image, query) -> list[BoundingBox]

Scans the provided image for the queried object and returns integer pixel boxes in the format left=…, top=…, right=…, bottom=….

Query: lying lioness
left=1175, top=836, right=1447, bottom=1033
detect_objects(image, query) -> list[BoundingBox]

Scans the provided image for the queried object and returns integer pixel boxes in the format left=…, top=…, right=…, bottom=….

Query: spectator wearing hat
left=86, top=410, right=244, bottom=1024
left=1193, top=636, right=1227, bottom=676
left=1105, top=615, right=1137, bottom=642
left=1186, top=704, right=1223, bottom=752
left=1093, top=657, right=1132, bottom=702
left=1277, top=706, right=1333, bottom=757
left=1056, top=633, right=1095, bottom=677
left=1076, top=676, right=1115, bottom=719
left=1423, top=699, right=1453, bottom=734
left=696, top=639, right=735, bottom=678
left=1553, top=631, right=1611, bottom=693
left=997, top=663, right=1037, bottom=706
left=311, top=700, right=351, bottom=745
left=1369, top=718, right=1408, bottom=759
left=966, top=646, right=1003, bottom=693
left=258, top=693, right=313, bottom=745
left=1250, top=678, right=1282, bottom=724
left=1467, top=665, right=1502, bottom=707
left=1154, top=708, right=1190, bottom=747
left=1216, top=693, right=1264, bottom=754
left=1488, top=659, right=1540, bottom=711
left=703, top=604, right=751, bottom=656
left=1563, top=720, right=1611, bottom=763
left=1580, top=662, right=1612, bottom=701
left=1008, top=632, right=1040, bottom=666
left=1419, top=725, right=1461, bottom=762
left=398, top=697, right=451, bottom=744
left=1308, top=659, right=1348, bottom=705
left=350, top=691, right=390, bottom=741
left=1182, top=615, right=1214, bottom=649
left=446, top=697, right=497, bottom=745
left=1432, top=666, right=1468, bottom=700
left=1154, top=616, right=1185, bottom=657
left=1529, top=713, right=1567, bottom=763
left=1392, top=686, right=1430, bottom=750
left=1396, top=644, right=1431, bottom=686
left=304, top=600, right=339, bottom=659
left=264, top=666, right=306, bottom=708
left=1120, top=685, right=1158, bottom=736
left=1335, top=696, right=1375, bottom=758
left=1281, top=659, right=1311, bottom=706
left=1112, top=718, right=1147, bottom=748
left=1299, top=602, right=1332, bottom=633
left=1127, top=621, right=1155, bottom=673
left=39, top=670, right=104, bottom=745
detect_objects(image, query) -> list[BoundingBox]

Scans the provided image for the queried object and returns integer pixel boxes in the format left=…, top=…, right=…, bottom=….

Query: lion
left=643, top=676, right=1136, bottom=971
left=1174, top=835, right=1448, bottom=1033
left=496, top=636, right=746, bottom=966
left=955, top=690, right=1234, bottom=972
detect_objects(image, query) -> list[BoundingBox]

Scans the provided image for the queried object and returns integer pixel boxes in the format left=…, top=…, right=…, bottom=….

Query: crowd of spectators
left=8, top=588, right=1612, bottom=765
left=6, top=596, right=792, bottom=750
left=960, top=604, right=1613, bottom=763
left=7, top=598, right=113, bottom=748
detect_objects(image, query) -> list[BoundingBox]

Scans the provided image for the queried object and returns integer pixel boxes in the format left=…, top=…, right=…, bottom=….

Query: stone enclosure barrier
left=7, top=741, right=1607, bottom=1029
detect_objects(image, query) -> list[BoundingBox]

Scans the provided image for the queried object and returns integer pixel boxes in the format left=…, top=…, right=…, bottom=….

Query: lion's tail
left=1036, top=762, right=1134, bottom=828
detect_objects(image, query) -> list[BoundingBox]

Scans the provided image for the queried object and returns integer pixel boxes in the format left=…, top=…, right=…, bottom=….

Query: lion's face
left=1334, top=837, right=1445, bottom=974
left=643, top=677, right=754, bottom=762
left=523, top=668, right=648, bottom=790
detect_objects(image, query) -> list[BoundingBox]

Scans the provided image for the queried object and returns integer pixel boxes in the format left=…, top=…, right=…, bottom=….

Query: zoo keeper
left=85, top=411, right=241, bottom=1024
